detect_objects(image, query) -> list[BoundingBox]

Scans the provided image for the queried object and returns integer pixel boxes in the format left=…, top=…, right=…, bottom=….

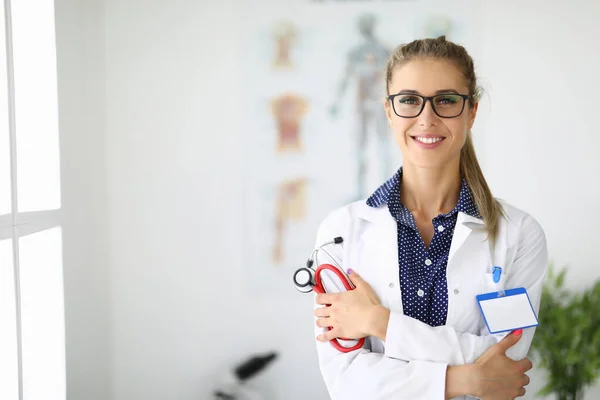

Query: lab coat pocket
left=481, top=272, right=507, bottom=294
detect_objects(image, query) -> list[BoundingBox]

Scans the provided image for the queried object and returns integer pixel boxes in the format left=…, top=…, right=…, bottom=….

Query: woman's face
left=385, top=59, right=478, bottom=169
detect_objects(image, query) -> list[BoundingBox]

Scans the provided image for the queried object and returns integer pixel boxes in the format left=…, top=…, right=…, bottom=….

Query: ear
left=468, top=101, right=479, bottom=129
left=384, top=97, right=394, bottom=125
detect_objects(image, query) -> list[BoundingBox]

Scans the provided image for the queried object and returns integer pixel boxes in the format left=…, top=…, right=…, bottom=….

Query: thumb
left=496, top=329, right=523, bottom=353
left=346, top=269, right=364, bottom=288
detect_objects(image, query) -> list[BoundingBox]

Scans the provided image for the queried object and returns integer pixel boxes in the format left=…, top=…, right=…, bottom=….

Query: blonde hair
left=386, top=36, right=504, bottom=243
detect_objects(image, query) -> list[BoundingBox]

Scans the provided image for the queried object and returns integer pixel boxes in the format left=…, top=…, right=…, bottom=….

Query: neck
left=400, top=160, right=462, bottom=218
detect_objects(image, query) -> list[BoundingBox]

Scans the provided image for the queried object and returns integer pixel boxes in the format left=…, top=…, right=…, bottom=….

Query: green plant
left=530, top=263, right=600, bottom=400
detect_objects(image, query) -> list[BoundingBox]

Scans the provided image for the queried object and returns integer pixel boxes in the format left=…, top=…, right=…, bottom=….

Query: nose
left=418, top=99, right=439, bottom=127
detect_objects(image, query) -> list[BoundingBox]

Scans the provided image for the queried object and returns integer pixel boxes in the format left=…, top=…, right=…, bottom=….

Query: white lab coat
left=313, top=198, right=548, bottom=400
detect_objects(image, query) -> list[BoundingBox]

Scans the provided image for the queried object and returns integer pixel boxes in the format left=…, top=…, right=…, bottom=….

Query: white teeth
left=414, top=137, right=443, bottom=144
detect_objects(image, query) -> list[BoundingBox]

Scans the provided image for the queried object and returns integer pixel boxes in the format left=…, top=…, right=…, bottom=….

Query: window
left=1, top=1, right=65, bottom=400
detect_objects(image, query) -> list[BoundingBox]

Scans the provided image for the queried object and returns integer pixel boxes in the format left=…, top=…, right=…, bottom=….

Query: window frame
left=1, top=0, right=64, bottom=399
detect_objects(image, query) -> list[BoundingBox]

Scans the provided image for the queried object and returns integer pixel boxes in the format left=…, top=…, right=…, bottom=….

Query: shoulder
left=313, top=201, right=371, bottom=252
left=496, top=200, right=548, bottom=288
left=316, top=199, right=382, bottom=236
left=497, top=199, right=547, bottom=248
left=498, top=199, right=544, bottom=231
left=318, top=200, right=364, bottom=229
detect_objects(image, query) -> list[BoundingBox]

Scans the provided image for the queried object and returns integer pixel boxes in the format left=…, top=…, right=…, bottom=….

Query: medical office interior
left=1, top=0, right=599, bottom=399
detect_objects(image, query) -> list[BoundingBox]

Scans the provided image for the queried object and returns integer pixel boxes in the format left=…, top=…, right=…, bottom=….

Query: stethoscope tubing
left=313, top=263, right=365, bottom=353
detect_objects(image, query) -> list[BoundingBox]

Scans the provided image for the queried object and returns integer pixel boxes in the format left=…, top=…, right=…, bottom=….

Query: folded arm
left=313, top=210, right=477, bottom=399
left=312, top=209, right=547, bottom=398
left=315, top=254, right=473, bottom=399
left=381, top=214, right=548, bottom=365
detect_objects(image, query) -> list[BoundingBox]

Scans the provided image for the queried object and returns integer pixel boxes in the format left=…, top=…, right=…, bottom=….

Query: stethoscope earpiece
left=293, top=237, right=344, bottom=294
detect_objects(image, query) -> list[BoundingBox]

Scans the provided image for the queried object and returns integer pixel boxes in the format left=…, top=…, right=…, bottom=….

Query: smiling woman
left=310, top=36, right=548, bottom=400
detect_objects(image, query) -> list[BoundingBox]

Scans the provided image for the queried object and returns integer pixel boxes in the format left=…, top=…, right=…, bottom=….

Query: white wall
left=480, top=0, right=600, bottom=288
left=478, top=1, right=600, bottom=397
left=55, top=0, right=600, bottom=399
left=55, top=0, right=110, bottom=399
left=103, top=1, right=318, bottom=398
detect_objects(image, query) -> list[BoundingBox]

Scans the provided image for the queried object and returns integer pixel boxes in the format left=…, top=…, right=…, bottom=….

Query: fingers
left=514, top=370, right=530, bottom=398
left=314, top=307, right=330, bottom=318
left=518, top=358, right=534, bottom=372
left=347, top=269, right=364, bottom=287
left=315, top=317, right=332, bottom=328
left=495, top=329, right=523, bottom=353
left=317, top=328, right=338, bottom=342
left=315, top=293, right=337, bottom=305
left=512, top=329, right=523, bottom=336
left=515, top=375, right=530, bottom=398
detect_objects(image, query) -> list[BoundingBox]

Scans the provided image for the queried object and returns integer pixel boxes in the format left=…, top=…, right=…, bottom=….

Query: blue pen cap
left=492, top=266, right=502, bottom=283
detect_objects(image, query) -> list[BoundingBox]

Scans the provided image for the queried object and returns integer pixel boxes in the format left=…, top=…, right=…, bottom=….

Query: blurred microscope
left=212, top=351, right=279, bottom=400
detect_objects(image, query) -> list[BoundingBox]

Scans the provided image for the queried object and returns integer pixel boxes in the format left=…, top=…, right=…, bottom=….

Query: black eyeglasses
left=387, top=93, right=472, bottom=118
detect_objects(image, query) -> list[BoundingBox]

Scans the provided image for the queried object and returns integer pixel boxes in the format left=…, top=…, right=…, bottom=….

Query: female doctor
left=312, top=36, right=548, bottom=399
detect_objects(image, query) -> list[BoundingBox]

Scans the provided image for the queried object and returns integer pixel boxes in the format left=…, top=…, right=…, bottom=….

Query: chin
left=411, top=162, right=448, bottom=169
left=406, top=155, right=457, bottom=170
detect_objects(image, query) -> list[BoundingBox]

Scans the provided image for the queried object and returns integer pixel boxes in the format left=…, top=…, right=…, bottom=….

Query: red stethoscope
left=293, top=237, right=365, bottom=353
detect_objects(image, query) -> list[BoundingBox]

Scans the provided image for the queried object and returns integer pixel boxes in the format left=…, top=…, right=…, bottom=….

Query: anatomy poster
left=238, top=0, right=480, bottom=296
left=271, top=20, right=298, bottom=70
left=271, top=93, right=309, bottom=153
left=272, top=178, right=308, bottom=264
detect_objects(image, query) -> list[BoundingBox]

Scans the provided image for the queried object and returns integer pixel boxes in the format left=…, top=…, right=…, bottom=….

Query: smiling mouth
left=411, top=136, right=446, bottom=144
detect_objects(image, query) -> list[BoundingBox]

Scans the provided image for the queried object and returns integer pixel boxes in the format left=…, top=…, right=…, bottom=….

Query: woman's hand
left=471, top=330, right=533, bottom=399
left=314, top=269, right=389, bottom=342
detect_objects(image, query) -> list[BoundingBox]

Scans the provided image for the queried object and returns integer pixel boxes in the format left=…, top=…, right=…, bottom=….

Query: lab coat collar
left=365, top=167, right=483, bottom=221
left=355, top=202, right=485, bottom=262
left=356, top=201, right=485, bottom=226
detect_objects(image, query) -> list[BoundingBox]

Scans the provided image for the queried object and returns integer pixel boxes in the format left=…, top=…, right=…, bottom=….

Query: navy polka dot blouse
left=366, top=167, right=481, bottom=327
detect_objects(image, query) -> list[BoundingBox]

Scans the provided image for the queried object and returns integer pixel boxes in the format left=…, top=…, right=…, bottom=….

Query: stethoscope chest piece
left=293, top=267, right=315, bottom=293
left=293, top=236, right=344, bottom=294
left=292, top=236, right=365, bottom=353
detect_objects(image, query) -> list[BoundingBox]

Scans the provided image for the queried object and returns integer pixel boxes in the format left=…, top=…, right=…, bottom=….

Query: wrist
left=445, top=364, right=479, bottom=399
left=368, top=305, right=390, bottom=341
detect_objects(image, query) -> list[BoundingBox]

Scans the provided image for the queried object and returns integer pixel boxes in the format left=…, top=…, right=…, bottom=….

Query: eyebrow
left=397, top=89, right=460, bottom=95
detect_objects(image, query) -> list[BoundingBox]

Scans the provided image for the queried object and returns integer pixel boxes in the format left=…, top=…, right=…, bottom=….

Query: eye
left=397, top=95, right=422, bottom=105
left=435, top=95, right=460, bottom=105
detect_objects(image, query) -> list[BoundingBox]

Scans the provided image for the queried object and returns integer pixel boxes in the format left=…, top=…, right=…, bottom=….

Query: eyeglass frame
left=386, top=92, right=473, bottom=119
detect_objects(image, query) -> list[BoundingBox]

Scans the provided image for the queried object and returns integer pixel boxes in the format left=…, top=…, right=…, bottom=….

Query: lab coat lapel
left=355, top=203, right=400, bottom=309
left=448, top=212, right=485, bottom=263
left=366, top=215, right=398, bottom=272
left=446, top=212, right=488, bottom=328
left=357, top=207, right=484, bottom=268
left=355, top=203, right=398, bottom=265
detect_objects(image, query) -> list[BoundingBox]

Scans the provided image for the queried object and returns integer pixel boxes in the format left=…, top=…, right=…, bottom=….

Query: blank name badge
left=476, top=287, right=539, bottom=334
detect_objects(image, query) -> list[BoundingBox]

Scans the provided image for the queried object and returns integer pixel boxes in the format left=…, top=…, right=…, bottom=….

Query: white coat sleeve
left=313, top=210, right=449, bottom=400
left=383, top=213, right=549, bottom=366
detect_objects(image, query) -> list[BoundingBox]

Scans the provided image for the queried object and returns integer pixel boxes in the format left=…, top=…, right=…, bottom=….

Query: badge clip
left=492, top=266, right=502, bottom=283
